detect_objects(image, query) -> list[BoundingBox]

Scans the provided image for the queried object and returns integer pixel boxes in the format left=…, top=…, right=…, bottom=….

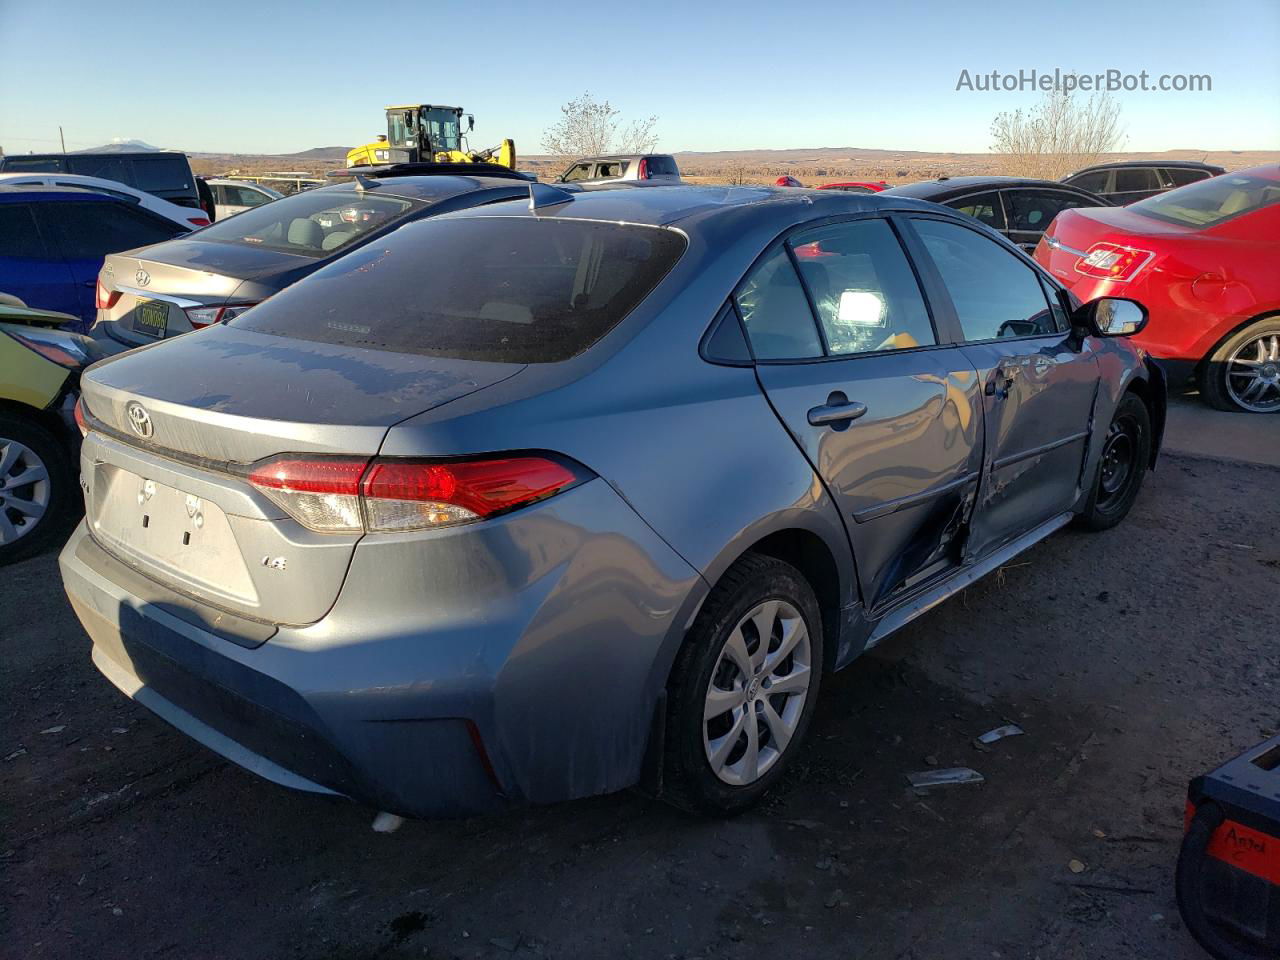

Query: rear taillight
left=187, top=217, right=212, bottom=227
left=1074, top=242, right=1155, bottom=283
left=95, top=279, right=121, bottom=311
left=74, top=397, right=88, bottom=437
left=184, top=303, right=259, bottom=329
left=247, top=454, right=586, bottom=534
left=637, top=157, right=649, bottom=180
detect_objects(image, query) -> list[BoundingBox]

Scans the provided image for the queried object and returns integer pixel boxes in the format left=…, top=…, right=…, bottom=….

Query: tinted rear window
left=129, top=156, right=194, bottom=192
left=1, top=157, right=62, bottom=173
left=193, top=189, right=417, bottom=256
left=232, top=217, right=687, bottom=363
left=1131, top=173, right=1280, bottom=227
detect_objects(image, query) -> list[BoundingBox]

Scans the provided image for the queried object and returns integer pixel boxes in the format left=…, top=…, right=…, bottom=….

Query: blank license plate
left=132, top=299, right=168, bottom=337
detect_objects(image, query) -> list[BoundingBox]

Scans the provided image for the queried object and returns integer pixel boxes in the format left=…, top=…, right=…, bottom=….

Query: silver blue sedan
left=61, top=184, right=1164, bottom=818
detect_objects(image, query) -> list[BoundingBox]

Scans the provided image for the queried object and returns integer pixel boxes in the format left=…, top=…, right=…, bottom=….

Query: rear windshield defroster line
left=231, top=217, right=688, bottom=363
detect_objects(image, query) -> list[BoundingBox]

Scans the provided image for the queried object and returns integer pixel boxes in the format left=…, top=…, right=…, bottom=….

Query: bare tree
left=541, top=92, right=658, bottom=159
left=990, top=87, right=1125, bottom=179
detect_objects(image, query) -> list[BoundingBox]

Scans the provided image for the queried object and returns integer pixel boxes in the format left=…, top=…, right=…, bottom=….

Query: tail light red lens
left=95, top=279, right=121, bottom=311
left=1074, top=242, right=1155, bottom=283
left=637, top=157, right=649, bottom=180
left=184, top=303, right=259, bottom=329
left=247, top=454, right=586, bottom=534
left=187, top=217, right=212, bottom=227
left=73, top=397, right=88, bottom=437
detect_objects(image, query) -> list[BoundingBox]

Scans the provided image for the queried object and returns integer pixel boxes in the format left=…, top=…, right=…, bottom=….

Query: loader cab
left=386, top=105, right=469, bottom=160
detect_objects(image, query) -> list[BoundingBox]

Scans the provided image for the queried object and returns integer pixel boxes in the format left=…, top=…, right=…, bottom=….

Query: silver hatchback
left=61, top=185, right=1164, bottom=819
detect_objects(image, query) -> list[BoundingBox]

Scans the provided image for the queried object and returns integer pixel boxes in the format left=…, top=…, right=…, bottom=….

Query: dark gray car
left=60, top=185, right=1165, bottom=819
left=92, top=173, right=535, bottom=351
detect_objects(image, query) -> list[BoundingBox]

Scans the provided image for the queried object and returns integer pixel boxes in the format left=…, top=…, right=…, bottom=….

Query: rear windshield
left=128, top=156, right=194, bottom=192
left=232, top=217, right=687, bottom=363
left=193, top=189, right=417, bottom=257
left=1131, top=173, right=1280, bottom=227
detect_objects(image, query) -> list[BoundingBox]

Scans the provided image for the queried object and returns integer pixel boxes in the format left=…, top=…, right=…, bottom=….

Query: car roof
left=883, top=176, right=1078, bottom=199
left=0, top=185, right=117, bottom=203
left=5, top=151, right=189, bottom=162
left=444, top=184, right=948, bottom=229
left=568, top=154, right=669, bottom=162
left=304, top=174, right=534, bottom=203
left=1067, top=159, right=1224, bottom=173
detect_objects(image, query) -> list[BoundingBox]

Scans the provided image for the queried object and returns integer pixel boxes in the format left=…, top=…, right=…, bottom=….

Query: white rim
left=702, top=599, right=813, bottom=786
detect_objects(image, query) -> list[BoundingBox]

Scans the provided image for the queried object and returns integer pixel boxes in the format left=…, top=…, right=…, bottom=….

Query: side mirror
left=467, top=115, right=475, bottom=132
left=1073, top=297, right=1148, bottom=337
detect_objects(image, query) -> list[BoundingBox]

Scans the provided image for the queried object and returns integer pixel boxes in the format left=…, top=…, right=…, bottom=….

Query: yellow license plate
left=132, top=299, right=168, bottom=337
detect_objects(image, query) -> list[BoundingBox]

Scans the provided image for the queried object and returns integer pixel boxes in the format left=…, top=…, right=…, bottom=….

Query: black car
left=92, top=171, right=538, bottom=352
left=1061, top=160, right=1225, bottom=205
left=882, top=177, right=1111, bottom=252
left=0, top=152, right=202, bottom=211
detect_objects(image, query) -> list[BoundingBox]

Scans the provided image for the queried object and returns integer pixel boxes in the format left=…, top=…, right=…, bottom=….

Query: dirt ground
left=3, top=396, right=1278, bottom=960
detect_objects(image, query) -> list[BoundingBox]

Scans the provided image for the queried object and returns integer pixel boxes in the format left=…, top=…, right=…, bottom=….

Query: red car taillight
left=637, top=157, right=649, bottom=180
left=247, top=454, right=586, bottom=534
left=184, top=303, right=259, bottom=329
left=187, top=217, right=212, bottom=227
left=95, top=279, right=121, bottom=310
left=1074, top=242, right=1155, bottom=283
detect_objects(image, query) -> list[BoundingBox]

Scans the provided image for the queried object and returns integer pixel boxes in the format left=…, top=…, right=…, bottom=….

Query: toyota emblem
left=135, top=268, right=151, bottom=287
left=125, top=401, right=153, bottom=439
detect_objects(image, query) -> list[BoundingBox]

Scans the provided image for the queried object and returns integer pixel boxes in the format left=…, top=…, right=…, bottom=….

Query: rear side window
left=35, top=202, right=182, bottom=259
left=734, top=247, right=823, bottom=360
left=561, top=162, right=594, bottom=183
left=790, top=219, right=935, bottom=356
left=0, top=204, right=48, bottom=258
left=912, top=218, right=1056, bottom=342
left=232, top=217, right=688, bottom=363
left=596, top=161, right=628, bottom=179
left=948, top=192, right=1005, bottom=230
left=193, top=190, right=415, bottom=256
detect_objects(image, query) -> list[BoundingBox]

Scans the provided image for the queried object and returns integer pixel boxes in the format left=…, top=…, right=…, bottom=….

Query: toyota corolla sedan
left=90, top=171, right=538, bottom=353
left=61, top=185, right=1165, bottom=820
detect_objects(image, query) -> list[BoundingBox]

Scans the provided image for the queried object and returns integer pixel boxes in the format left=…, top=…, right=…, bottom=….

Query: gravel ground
left=2, top=403, right=1278, bottom=960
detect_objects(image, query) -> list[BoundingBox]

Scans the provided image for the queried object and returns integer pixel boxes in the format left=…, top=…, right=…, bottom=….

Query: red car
left=817, top=181, right=888, bottom=194
left=1036, top=164, right=1280, bottom=413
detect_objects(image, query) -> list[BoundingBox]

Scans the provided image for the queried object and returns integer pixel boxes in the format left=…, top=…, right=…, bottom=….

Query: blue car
left=0, top=187, right=188, bottom=332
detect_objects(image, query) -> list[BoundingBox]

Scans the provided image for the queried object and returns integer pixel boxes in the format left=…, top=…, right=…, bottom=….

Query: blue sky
left=2, top=0, right=1277, bottom=156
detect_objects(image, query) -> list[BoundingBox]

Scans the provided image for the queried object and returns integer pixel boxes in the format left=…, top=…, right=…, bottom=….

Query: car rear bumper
left=59, top=477, right=707, bottom=819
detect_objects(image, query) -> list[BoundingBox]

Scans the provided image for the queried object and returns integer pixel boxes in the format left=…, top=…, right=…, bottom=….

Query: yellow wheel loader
left=346, top=105, right=516, bottom=170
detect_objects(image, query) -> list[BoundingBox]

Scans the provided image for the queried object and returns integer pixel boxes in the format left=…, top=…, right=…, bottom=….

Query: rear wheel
left=0, top=413, right=77, bottom=566
left=1199, top=318, right=1280, bottom=413
left=663, top=554, right=823, bottom=816
left=1074, top=393, right=1151, bottom=532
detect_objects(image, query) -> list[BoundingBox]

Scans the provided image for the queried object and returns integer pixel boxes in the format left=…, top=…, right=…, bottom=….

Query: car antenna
left=353, top=174, right=380, bottom=193
left=528, top=182, right=574, bottom=214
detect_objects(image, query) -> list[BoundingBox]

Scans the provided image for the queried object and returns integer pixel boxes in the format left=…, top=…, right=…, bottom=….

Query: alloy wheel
left=702, top=599, right=813, bottom=786
left=0, top=438, right=51, bottom=546
left=1225, top=332, right=1280, bottom=413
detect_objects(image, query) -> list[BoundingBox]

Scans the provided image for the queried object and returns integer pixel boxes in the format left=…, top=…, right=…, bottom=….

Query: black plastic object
left=1177, top=734, right=1280, bottom=959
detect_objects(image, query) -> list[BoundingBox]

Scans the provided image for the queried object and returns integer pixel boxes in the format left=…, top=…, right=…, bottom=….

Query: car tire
left=662, top=553, right=824, bottom=817
left=1198, top=317, right=1280, bottom=414
left=0, top=412, right=77, bottom=566
left=1074, top=393, right=1151, bottom=532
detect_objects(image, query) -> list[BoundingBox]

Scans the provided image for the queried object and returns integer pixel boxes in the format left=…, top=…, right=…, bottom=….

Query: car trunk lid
left=78, top=325, right=524, bottom=625
left=1038, top=206, right=1196, bottom=288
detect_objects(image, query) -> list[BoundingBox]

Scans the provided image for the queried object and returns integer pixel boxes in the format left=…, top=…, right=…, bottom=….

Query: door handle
left=807, top=397, right=868, bottom=427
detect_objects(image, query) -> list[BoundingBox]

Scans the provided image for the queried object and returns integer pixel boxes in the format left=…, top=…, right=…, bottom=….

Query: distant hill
left=74, top=139, right=163, bottom=153
left=289, top=146, right=353, bottom=158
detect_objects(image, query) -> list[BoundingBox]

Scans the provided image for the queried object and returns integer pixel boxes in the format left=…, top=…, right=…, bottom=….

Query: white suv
left=557, top=154, right=682, bottom=185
